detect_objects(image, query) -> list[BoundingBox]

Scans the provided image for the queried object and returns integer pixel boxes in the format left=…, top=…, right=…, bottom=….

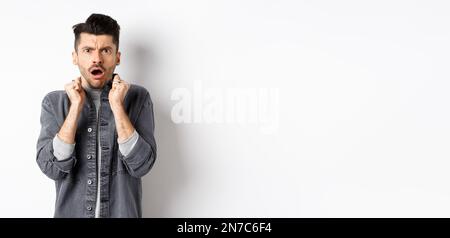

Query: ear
left=72, top=51, right=78, bottom=65
left=116, top=51, right=121, bottom=65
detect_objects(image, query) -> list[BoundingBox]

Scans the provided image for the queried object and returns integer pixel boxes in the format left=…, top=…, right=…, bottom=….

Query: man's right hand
left=64, top=77, right=85, bottom=110
left=57, top=77, right=86, bottom=144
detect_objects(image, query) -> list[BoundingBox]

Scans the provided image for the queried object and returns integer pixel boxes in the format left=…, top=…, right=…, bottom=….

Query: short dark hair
left=72, top=13, right=120, bottom=52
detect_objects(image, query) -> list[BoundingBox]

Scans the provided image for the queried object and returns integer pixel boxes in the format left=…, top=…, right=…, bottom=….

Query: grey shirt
left=36, top=79, right=157, bottom=218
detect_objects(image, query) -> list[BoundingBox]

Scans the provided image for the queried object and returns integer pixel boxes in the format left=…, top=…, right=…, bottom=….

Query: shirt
left=52, top=85, right=140, bottom=218
left=36, top=79, right=157, bottom=218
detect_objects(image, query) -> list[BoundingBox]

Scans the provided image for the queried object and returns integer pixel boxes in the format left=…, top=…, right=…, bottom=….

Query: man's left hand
left=109, top=74, right=130, bottom=111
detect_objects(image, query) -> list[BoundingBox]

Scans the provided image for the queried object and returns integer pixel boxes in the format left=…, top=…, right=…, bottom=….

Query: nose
left=92, top=50, right=103, bottom=65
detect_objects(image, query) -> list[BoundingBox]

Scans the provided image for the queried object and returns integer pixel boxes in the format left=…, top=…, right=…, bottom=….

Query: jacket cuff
left=46, top=140, right=76, bottom=173
left=120, top=134, right=151, bottom=162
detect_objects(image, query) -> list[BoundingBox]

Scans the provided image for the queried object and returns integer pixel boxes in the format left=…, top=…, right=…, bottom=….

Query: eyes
left=82, top=48, right=113, bottom=55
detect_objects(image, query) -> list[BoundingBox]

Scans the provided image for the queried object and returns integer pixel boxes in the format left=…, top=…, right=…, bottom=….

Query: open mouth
left=89, top=67, right=105, bottom=79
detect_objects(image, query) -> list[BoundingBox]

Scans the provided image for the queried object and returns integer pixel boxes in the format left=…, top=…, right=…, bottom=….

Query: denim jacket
left=36, top=79, right=157, bottom=218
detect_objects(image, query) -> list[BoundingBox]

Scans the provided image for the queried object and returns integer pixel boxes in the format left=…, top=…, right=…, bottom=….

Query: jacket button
left=87, top=128, right=93, bottom=133
left=87, top=155, right=92, bottom=160
left=87, top=206, right=92, bottom=211
left=87, top=179, right=93, bottom=185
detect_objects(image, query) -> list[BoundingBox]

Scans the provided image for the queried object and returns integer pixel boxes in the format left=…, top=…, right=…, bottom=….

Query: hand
left=64, top=77, right=85, bottom=110
left=59, top=77, right=85, bottom=144
left=109, top=74, right=130, bottom=111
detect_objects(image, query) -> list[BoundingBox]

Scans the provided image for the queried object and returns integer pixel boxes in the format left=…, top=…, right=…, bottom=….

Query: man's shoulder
left=128, top=83, right=149, bottom=96
left=128, top=83, right=152, bottom=101
left=41, top=90, right=68, bottom=105
left=126, top=83, right=153, bottom=107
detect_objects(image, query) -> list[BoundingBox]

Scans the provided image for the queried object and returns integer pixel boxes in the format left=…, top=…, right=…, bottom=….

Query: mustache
left=88, top=64, right=106, bottom=72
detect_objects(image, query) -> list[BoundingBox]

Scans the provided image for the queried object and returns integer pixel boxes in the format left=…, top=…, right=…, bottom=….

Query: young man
left=36, top=13, right=157, bottom=218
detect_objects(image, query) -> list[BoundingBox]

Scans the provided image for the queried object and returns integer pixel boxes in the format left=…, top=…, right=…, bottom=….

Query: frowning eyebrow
left=81, top=46, right=114, bottom=51
left=81, top=46, right=95, bottom=51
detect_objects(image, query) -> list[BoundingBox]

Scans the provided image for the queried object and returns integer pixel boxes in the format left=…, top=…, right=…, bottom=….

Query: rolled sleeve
left=118, top=130, right=139, bottom=157
left=53, top=134, right=75, bottom=161
left=36, top=94, right=77, bottom=180
left=119, top=91, right=157, bottom=178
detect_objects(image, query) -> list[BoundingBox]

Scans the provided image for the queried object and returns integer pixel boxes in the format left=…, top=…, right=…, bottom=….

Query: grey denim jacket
left=36, top=79, right=157, bottom=218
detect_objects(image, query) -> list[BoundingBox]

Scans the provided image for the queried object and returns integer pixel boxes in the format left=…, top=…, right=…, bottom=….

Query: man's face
left=72, top=33, right=121, bottom=89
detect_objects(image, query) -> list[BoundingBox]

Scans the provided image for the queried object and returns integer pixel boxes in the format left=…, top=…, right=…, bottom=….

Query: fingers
left=113, top=74, right=120, bottom=82
left=112, top=75, right=129, bottom=92
left=65, top=77, right=83, bottom=94
left=73, top=77, right=82, bottom=91
left=74, top=77, right=81, bottom=85
left=112, top=75, right=120, bottom=90
left=69, top=77, right=80, bottom=90
left=113, top=75, right=123, bottom=88
left=64, top=77, right=85, bottom=105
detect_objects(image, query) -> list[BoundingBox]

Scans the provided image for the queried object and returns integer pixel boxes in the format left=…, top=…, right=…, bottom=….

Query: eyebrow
left=81, top=46, right=113, bottom=50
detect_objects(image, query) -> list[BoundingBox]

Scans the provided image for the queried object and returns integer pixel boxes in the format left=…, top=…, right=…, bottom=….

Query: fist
left=64, top=77, right=85, bottom=108
left=109, top=74, right=130, bottom=110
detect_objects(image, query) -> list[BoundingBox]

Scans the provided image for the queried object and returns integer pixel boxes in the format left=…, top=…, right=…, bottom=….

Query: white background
left=1, top=0, right=450, bottom=217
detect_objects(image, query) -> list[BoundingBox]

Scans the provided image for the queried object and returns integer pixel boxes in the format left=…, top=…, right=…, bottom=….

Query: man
left=36, top=13, right=157, bottom=218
